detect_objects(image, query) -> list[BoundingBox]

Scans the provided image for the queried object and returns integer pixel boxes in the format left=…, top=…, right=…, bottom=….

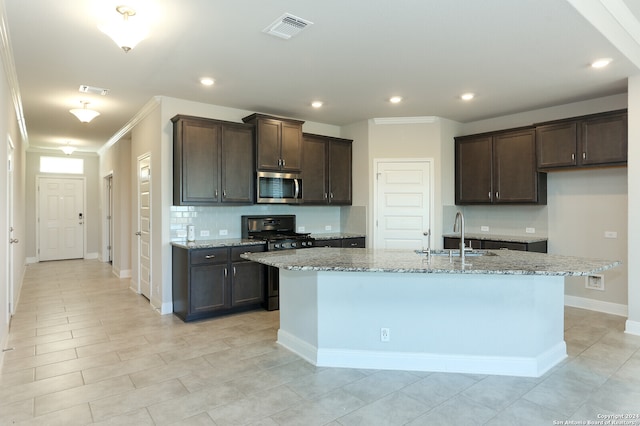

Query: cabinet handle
left=205, top=255, right=215, bottom=259
left=214, top=189, right=218, bottom=198
left=222, top=190, right=226, bottom=199
left=324, top=193, right=328, bottom=199
left=496, top=192, right=499, bottom=199
left=282, top=158, right=286, bottom=167
left=582, top=152, right=586, bottom=160
left=224, top=268, right=228, bottom=277
left=330, top=192, right=334, bottom=199
left=571, top=153, right=575, bottom=161
left=488, top=192, right=491, bottom=199
left=233, top=267, right=237, bottom=277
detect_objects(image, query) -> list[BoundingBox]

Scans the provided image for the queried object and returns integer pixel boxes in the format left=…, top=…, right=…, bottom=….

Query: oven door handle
left=294, top=178, right=300, bottom=199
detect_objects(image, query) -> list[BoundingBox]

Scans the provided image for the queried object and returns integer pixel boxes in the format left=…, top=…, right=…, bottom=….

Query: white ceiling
left=5, top=0, right=640, bottom=153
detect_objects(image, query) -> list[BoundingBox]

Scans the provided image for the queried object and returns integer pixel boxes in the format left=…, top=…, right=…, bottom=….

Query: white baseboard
left=625, top=320, right=640, bottom=336
left=277, top=330, right=565, bottom=378
left=564, top=295, right=628, bottom=317
left=26, top=257, right=37, bottom=264
left=112, top=268, right=132, bottom=279
left=84, top=252, right=98, bottom=260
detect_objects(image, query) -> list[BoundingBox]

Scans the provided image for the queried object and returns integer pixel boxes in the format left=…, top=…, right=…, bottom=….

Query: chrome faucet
left=422, top=229, right=431, bottom=261
left=453, top=211, right=467, bottom=264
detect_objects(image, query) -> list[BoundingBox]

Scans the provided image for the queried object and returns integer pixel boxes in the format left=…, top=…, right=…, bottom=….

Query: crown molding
left=98, top=96, right=161, bottom=156
left=371, top=116, right=440, bottom=125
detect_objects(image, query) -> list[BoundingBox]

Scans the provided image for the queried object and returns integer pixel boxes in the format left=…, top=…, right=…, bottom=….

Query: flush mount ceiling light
left=61, top=142, right=76, bottom=155
left=389, top=96, right=403, bottom=104
left=200, top=77, right=215, bottom=86
left=99, top=5, right=148, bottom=52
left=69, top=101, right=100, bottom=123
left=311, top=101, right=323, bottom=108
left=461, top=92, right=475, bottom=101
left=591, top=58, right=612, bottom=68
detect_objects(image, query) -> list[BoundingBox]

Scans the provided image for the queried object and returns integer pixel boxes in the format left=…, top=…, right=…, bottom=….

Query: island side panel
left=279, top=269, right=566, bottom=377
left=277, top=270, right=320, bottom=364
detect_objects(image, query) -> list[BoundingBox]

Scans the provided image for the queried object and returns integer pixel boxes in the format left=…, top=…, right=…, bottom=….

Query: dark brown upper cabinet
left=536, top=110, right=627, bottom=170
left=302, top=133, right=353, bottom=205
left=172, top=115, right=254, bottom=206
left=242, top=113, right=304, bottom=172
left=455, top=128, right=546, bottom=205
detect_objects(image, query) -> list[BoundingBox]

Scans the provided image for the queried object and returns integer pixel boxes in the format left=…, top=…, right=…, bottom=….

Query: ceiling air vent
left=79, top=85, right=110, bottom=96
left=263, top=13, right=313, bottom=39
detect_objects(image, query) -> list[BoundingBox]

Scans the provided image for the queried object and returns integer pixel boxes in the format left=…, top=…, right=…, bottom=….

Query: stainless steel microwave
left=256, top=171, right=303, bottom=204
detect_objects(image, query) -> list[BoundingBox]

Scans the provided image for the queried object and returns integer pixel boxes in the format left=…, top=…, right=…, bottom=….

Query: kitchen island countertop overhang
left=241, top=248, right=620, bottom=377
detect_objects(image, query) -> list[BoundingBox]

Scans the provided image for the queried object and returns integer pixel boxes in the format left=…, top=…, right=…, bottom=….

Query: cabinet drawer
left=231, top=244, right=266, bottom=262
left=342, top=237, right=365, bottom=248
left=191, top=248, right=228, bottom=265
left=315, top=239, right=342, bottom=248
left=482, top=241, right=527, bottom=251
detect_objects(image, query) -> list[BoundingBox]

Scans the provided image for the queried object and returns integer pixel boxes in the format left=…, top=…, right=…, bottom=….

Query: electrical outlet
left=604, top=231, right=617, bottom=239
left=200, top=230, right=210, bottom=237
left=585, top=274, right=605, bottom=291
left=480, top=226, right=489, bottom=232
left=325, top=225, right=332, bottom=231
left=380, top=328, right=390, bottom=342
left=219, top=229, right=228, bottom=236
left=525, top=227, right=535, bottom=234
left=298, top=226, right=305, bottom=232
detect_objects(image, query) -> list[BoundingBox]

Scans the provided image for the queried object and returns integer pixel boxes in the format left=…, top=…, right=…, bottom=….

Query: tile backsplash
left=443, top=204, right=548, bottom=237
left=170, top=205, right=343, bottom=241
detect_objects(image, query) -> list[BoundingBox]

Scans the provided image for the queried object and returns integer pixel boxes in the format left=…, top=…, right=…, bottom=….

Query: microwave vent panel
left=263, top=13, right=313, bottom=39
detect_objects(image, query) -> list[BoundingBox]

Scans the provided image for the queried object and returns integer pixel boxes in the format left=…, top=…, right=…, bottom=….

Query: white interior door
left=374, top=160, right=433, bottom=250
left=38, top=177, right=84, bottom=261
left=137, top=155, right=151, bottom=300
left=6, top=138, right=15, bottom=320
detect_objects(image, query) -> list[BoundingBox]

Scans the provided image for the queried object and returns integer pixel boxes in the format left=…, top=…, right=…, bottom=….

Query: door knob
left=135, top=232, right=142, bottom=236
left=9, top=238, right=18, bottom=244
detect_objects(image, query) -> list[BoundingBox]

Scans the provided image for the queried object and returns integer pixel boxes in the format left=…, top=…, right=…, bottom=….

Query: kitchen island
left=242, top=248, right=620, bottom=377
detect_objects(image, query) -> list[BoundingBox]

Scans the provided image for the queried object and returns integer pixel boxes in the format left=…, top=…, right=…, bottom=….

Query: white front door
left=374, top=160, right=433, bottom=250
left=137, top=155, right=151, bottom=300
left=38, top=177, right=85, bottom=261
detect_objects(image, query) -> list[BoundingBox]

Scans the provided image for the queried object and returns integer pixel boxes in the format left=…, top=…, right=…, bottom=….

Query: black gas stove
left=241, top=215, right=315, bottom=311
left=241, top=215, right=315, bottom=251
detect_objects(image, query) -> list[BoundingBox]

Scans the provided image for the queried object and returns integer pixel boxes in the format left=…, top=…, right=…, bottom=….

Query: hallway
left=1, top=259, right=640, bottom=425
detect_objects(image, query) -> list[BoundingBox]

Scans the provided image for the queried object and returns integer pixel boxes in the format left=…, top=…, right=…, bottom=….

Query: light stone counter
left=242, top=247, right=621, bottom=378
left=172, top=238, right=264, bottom=249
left=241, top=247, right=620, bottom=276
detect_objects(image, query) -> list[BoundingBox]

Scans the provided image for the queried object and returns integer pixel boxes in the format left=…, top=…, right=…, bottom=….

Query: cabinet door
left=281, top=121, right=303, bottom=171
left=536, top=121, right=577, bottom=168
left=231, top=261, right=265, bottom=306
left=190, top=264, right=228, bottom=314
left=329, top=140, right=352, bottom=205
left=493, top=129, right=540, bottom=203
left=302, top=135, right=328, bottom=203
left=256, top=118, right=282, bottom=170
left=221, top=124, right=254, bottom=204
left=174, top=119, right=220, bottom=205
left=580, top=113, right=627, bottom=166
left=455, top=136, right=493, bottom=204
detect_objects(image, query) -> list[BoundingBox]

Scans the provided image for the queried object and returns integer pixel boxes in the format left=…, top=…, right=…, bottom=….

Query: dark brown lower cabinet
left=172, top=244, right=265, bottom=322
left=314, top=237, right=366, bottom=248
left=443, top=237, right=547, bottom=253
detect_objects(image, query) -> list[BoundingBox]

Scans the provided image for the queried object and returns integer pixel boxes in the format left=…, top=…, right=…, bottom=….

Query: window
left=40, top=156, right=84, bottom=174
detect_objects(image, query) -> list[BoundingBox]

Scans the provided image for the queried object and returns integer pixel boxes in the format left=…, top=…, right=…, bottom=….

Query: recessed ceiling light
left=389, top=96, right=402, bottom=104
left=200, top=77, right=215, bottom=86
left=311, top=101, right=323, bottom=108
left=591, top=58, right=612, bottom=68
left=461, top=93, right=475, bottom=101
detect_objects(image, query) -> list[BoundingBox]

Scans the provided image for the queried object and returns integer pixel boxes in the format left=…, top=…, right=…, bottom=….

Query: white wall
left=627, top=75, right=640, bottom=335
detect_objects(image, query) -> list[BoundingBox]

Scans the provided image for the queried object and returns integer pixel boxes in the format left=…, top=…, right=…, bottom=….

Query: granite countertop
left=171, top=239, right=265, bottom=249
left=442, top=233, right=548, bottom=244
left=241, top=247, right=620, bottom=276
left=311, top=233, right=366, bottom=240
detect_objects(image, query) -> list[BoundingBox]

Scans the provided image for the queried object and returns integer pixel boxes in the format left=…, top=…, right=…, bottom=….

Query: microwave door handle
left=294, top=178, right=300, bottom=199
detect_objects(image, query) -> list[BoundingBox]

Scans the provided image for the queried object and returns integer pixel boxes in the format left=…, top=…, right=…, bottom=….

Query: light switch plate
left=525, top=227, right=535, bottom=234
left=480, top=226, right=489, bottom=232
left=298, top=226, right=305, bottom=232
left=604, top=231, right=617, bottom=239
left=219, top=229, right=228, bottom=236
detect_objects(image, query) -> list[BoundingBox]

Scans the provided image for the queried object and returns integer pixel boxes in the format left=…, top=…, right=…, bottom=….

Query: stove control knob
left=291, top=242, right=298, bottom=248
left=274, top=243, right=281, bottom=249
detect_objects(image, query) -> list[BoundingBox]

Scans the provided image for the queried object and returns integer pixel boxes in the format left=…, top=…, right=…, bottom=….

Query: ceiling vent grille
left=263, top=13, right=313, bottom=39
left=79, top=85, right=110, bottom=96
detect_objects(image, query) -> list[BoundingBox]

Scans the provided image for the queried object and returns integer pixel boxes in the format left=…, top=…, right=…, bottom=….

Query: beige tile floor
left=1, top=259, right=640, bottom=425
